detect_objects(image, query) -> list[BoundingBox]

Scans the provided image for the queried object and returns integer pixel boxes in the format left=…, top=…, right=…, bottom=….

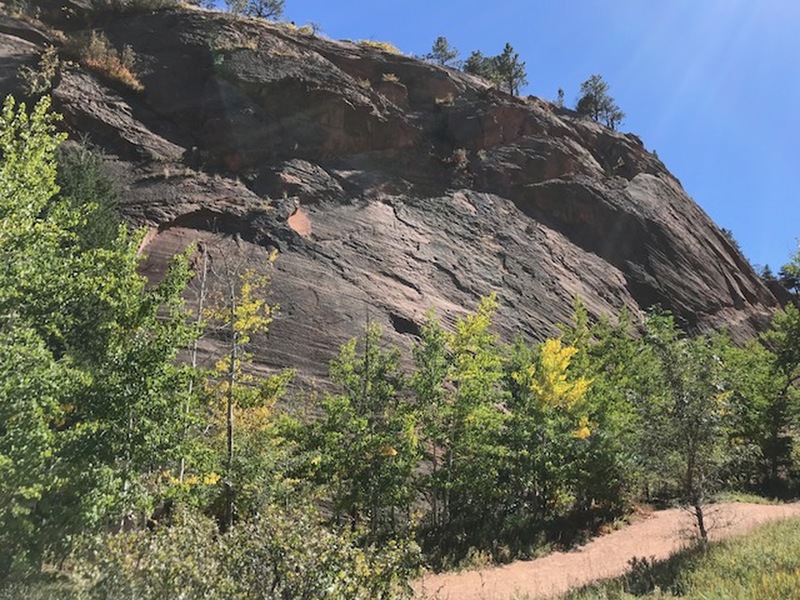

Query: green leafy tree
left=0, top=96, right=75, bottom=576
left=447, top=294, right=509, bottom=522
left=413, top=295, right=508, bottom=531
left=62, top=242, right=197, bottom=532
left=644, top=312, right=730, bottom=542
left=761, top=304, right=800, bottom=487
left=778, top=242, right=800, bottom=296
left=54, top=141, right=120, bottom=250
left=575, top=74, right=625, bottom=130
left=560, top=301, right=652, bottom=510
left=303, top=323, right=420, bottom=536
left=426, top=36, right=459, bottom=66
left=410, top=311, right=451, bottom=528
left=0, top=96, right=198, bottom=576
left=503, top=335, right=592, bottom=519
left=204, top=257, right=280, bottom=529
left=722, top=338, right=787, bottom=489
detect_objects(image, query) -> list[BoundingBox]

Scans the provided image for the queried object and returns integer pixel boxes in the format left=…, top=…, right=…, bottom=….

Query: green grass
left=562, top=516, right=800, bottom=599
left=713, top=490, right=781, bottom=505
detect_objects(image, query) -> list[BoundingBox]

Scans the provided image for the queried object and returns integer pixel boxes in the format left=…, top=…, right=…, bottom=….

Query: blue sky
left=271, top=1, right=798, bottom=270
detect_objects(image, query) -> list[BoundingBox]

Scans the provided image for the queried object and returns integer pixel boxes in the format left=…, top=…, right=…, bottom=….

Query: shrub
left=18, top=45, right=60, bottom=97
left=5, top=0, right=37, bottom=18
left=69, top=507, right=419, bottom=599
left=65, top=32, right=144, bottom=92
left=449, top=148, right=469, bottom=171
left=381, top=72, right=399, bottom=83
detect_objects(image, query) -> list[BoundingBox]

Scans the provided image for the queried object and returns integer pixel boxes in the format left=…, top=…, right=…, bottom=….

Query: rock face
left=1, top=5, right=778, bottom=384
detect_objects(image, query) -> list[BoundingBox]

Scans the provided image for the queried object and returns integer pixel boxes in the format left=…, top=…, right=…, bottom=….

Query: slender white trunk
left=180, top=246, right=208, bottom=483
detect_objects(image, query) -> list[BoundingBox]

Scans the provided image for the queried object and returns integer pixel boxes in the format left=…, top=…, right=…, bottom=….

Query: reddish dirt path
left=414, top=502, right=800, bottom=600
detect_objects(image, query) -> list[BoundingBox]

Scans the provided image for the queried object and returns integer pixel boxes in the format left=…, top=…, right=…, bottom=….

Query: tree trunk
left=180, top=245, right=208, bottom=483
left=693, top=500, right=708, bottom=543
left=431, top=443, right=439, bottom=527
left=225, top=279, right=237, bottom=530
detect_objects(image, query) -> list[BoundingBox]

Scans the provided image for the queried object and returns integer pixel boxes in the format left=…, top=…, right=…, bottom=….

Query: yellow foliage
left=379, top=445, right=398, bottom=457
left=235, top=277, right=273, bottom=337
left=572, top=415, right=592, bottom=439
left=203, top=472, right=221, bottom=486
left=204, top=270, right=275, bottom=349
left=452, top=292, right=498, bottom=356
left=529, top=338, right=592, bottom=409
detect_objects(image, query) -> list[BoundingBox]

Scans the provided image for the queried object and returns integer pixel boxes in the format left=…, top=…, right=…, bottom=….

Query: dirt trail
left=414, top=502, right=800, bottom=600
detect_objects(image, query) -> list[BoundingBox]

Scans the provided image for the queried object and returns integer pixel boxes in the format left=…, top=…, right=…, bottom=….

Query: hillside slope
left=1, top=3, right=778, bottom=384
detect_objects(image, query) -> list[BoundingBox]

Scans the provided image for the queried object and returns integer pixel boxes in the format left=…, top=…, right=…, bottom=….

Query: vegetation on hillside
left=426, top=37, right=626, bottom=128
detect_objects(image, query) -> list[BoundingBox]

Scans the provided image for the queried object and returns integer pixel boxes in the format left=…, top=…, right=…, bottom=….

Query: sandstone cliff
left=1, top=3, right=778, bottom=384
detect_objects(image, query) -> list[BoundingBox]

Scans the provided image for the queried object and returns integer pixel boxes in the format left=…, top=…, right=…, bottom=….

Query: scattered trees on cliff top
left=428, top=38, right=629, bottom=131
left=462, top=43, right=528, bottom=95
left=225, top=0, right=285, bottom=19
left=575, top=73, right=625, bottom=130
left=425, top=36, right=529, bottom=96
left=426, top=36, right=459, bottom=66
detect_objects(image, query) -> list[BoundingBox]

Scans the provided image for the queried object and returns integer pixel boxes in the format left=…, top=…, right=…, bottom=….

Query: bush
left=65, top=32, right=143, bottom=92
left=69, top=507, right=419, bottom=599
left=18, top=46, right=61, bottom=97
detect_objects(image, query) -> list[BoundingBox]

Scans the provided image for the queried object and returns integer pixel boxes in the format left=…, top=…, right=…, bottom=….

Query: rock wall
left=0, top=5, right=777, bottom=385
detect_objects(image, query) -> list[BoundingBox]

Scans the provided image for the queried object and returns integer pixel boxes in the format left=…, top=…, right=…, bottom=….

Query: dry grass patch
left=65, top=32, right=144, bottom=92
left=357, top=39, right=403, bottom=54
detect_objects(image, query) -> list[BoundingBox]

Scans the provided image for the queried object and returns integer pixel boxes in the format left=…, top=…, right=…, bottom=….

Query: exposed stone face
left=0, top=5, right=778, bottom=385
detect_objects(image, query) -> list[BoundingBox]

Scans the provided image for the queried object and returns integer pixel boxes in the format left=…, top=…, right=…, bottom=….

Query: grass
left=562, top=516, right=800, bottom=599
left=713, top=490, right=781, bottom=505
